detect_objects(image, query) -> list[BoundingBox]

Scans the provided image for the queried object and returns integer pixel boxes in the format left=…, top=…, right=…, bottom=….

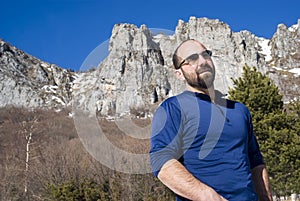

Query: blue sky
left=0, top=0, right=299, bottom=71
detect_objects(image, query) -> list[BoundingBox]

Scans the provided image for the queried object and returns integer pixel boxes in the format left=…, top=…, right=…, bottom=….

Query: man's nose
left=196, top=55, right=207, bottom=67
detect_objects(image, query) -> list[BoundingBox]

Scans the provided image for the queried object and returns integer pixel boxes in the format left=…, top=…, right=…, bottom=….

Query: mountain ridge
left=1, top=17, right=299, bottom=116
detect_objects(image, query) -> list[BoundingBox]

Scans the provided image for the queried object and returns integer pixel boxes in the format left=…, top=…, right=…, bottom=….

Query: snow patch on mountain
left=258, top=38, right=272, bottom=62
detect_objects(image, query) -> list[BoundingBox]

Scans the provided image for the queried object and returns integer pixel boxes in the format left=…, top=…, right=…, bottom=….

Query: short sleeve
left=247, top=114, right=264, bottom=169
left=149, top=98, right=183, bottom=177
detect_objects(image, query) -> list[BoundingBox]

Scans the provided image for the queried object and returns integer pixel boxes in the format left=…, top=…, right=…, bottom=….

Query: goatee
left=182, top=66, right=215, bottom=90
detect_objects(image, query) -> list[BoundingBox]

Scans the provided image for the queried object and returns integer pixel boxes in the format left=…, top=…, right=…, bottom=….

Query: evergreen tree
left=229, top=65, right=283, bottom=115
left=228, top=65, right=300, bottom=196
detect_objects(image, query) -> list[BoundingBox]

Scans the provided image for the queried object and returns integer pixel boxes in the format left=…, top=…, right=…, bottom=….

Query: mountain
left=1, top=17, right=299, bottom=116
left=0, top=39, right=75, bottom=109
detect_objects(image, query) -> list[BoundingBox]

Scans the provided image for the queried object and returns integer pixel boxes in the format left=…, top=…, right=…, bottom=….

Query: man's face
left=176, top=40, right=215, bottom=89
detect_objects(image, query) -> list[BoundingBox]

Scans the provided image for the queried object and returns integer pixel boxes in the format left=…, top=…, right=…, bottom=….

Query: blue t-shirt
left=149, top=91, right=264, bottom=201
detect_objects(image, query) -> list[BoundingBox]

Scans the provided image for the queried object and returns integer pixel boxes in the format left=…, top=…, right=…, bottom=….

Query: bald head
left=172, top=39, right=207, bottom=69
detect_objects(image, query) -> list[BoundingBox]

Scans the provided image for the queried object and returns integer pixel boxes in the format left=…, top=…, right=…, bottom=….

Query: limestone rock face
left=73, top=24, right=171, bottom=116
left=0, top=39, right=75, bottom=109
left=1, top=17, right=300, bottom=115
left=268, top=19, right=300, bottom=101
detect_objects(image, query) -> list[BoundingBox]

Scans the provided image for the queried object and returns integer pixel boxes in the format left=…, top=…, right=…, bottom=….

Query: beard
left=182, top=65, right=215, bottom=89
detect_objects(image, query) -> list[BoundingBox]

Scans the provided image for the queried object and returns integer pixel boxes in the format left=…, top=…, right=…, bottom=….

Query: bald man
left=150, top=39, right=272, bottom=201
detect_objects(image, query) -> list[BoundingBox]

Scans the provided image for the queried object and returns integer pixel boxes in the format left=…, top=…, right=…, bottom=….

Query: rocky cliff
left=1, top=17, right=299, bottom=116
left=0, top=39, right=75, bottom=109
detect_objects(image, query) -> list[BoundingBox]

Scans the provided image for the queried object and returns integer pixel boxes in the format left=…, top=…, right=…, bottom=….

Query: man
left=149, top=39, right=273, bottom=201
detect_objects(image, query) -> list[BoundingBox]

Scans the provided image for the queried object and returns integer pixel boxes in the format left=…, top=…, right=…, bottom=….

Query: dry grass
left=0, top=107, right=173, bottom=201
left=99, top=118, right=151, bottom=154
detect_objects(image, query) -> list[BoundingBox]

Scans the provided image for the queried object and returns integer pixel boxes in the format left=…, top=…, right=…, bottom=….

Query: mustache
left=196, top=65, right=213, bottom=74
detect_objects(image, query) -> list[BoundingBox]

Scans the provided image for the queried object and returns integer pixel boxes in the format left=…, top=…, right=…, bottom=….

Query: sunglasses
left=177, top=50, right=212, bottom=69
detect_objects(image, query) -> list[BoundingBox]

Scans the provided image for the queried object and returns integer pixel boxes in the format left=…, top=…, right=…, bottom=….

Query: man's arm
left=251, top=164, right=273, bottom=201
left=158, top=159, right=227, bottom=201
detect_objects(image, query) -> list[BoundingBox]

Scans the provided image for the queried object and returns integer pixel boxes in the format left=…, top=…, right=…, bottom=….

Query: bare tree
left=21, top=117, right=38, bottom=195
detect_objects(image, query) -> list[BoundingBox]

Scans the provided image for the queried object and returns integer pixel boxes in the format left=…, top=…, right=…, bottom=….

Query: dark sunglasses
left=177, top=50, right=212, bottom=69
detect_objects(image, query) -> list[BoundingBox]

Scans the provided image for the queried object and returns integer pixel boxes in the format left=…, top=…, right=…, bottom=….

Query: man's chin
left=198, top=77, right=215, bottom=89
left=198, top=72, right=215, bottom=82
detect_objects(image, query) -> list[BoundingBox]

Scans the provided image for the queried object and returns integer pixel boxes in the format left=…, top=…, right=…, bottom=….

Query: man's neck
left=185, top=85, right=216, bottom=102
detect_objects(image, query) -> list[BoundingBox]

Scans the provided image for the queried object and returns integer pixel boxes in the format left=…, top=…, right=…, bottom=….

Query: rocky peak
left=73, top=23, right=170, bottom=116
left=74, top=17, right=299, bottom=116
left=0, top=40, right=75, bottom=109
left=270, top=19, right=300, bottom=69
left=109, top=24, right=160, bottom=57
left=267, top=19, right=300, bottom=101
left=1, top=17, right=300, bottom=116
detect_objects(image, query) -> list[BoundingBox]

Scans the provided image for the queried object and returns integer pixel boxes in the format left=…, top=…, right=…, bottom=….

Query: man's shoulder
left=159, top=91, right=189, bottom=105
left=159, top=95, right=179, bottom=105
left=224, top=98, right=251, bottom=115
left=231, top=99, right=249, bottom=110
left=159, top=91, right=198, bottom=108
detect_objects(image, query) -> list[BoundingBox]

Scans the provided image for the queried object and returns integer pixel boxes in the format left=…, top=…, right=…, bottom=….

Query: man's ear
left=174, top=69, right=185, bottom=81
